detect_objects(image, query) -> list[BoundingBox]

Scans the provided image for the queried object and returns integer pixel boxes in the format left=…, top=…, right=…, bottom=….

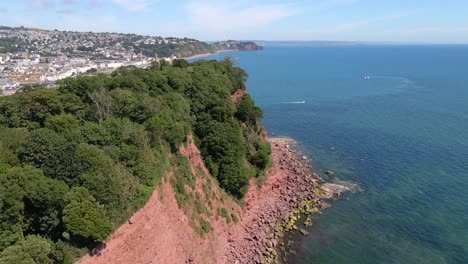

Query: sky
left=1, top=0, right=468, bottom=43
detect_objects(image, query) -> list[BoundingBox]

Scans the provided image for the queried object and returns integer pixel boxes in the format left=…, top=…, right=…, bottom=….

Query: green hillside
left=0, top=58, right=269, bottom=263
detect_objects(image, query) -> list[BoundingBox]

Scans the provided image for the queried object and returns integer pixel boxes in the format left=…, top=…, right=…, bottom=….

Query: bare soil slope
left=77, top=135, right=240, bottom=264
left=77, top=135, right=325, bottom=264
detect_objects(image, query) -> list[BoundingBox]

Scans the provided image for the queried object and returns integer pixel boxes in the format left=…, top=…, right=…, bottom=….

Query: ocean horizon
left=193, top=45, right=468, bottom=263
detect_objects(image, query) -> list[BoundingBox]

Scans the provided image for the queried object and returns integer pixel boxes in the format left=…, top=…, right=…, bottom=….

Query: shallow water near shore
left=193, top=45, right=468, bottom=263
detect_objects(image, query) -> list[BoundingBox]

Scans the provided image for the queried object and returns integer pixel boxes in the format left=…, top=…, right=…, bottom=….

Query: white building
left=107, top=62, right=123, bottom=69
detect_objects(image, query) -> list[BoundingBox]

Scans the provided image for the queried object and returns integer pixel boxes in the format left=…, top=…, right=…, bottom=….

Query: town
left=0, top=26, right=261, bottom=96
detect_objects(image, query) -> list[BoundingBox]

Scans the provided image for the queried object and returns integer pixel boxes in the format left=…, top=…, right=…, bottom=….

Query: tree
left=62, top=187, right=112, bottom=243
left=0, top=96, right=21, bottom=127
left=172, top=59, right=189, bottom=68
left=144, top=110, right=189, bottom=151
left=58, top=76, right=105, bottom=101
left=0, top=173, right=25, bottom=251
left=110, top=89, right=161, bottom=123
left=18, top=89, right=63, bottom=128
left=148, top=60, right=161, bottom=71
left=19, top=129, right=76, bottom=184
left=249, top=142, right=271, bottom=170
left=219, top=57, right=248, bottom=92
left=74, top=143, right=124, bottom=209
left=0, top=127, right=28, bottom=166
left=158, top=59, right=170, bottom=70
left=199, top=120, right=246, bottom=197
left=89, top=87, right=112, bottom=124
left=45, top=114, right=83, bottom=143
left=0, top=58, right=269, bottom=254
left=235, top=94, right=263, bottom=125
left=81, top=122, right=112, bottom=146
left=0, top=235, right=53, bottom=264
left=13, top=166, right=68, bottom=237
left=167, top=68, right=192, bottom=93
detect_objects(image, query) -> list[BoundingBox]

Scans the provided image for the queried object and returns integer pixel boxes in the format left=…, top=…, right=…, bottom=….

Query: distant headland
left=0, top=25, right=263, bottom=95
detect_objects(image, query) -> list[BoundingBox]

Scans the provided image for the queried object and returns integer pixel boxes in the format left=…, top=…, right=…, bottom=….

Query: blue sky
left=1, top=0, right=468, bottom=43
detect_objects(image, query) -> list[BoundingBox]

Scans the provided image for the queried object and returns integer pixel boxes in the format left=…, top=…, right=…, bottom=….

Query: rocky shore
left=225, top=137, right=347, bottom=263
left=76, top=136, right=352, bottom=264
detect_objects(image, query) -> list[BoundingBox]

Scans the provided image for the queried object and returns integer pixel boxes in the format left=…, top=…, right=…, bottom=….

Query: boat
left=364, top=75, right=370, bottom=80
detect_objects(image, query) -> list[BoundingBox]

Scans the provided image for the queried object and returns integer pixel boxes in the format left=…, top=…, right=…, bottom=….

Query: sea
left=191, top=44, right=468, bottom=264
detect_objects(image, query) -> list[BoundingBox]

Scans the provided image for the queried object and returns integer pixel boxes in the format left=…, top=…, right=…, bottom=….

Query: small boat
left=364, top=75, right=370, bottom=80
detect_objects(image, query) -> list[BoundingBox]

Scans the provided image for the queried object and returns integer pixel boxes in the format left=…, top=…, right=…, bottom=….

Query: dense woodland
left=0, top=58, right=269, bottom=263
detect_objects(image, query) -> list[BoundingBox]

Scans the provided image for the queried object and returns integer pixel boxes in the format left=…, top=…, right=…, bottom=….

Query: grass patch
left=202, top=181, right=213, bottom=200
left=217, top=207, right=232, bottom=224
left=170, top=153, right=196, bottom=207
left=195, top=197, right=208, bottom=215
left=195, top=165, right=206, bottom=178
left=198, top=217, right=213, bottom=235
left=191, top=214, right=213, bottom=236
left=231, top=213, right=238, bottom=223
left=170, top=153, right=196, bottom=190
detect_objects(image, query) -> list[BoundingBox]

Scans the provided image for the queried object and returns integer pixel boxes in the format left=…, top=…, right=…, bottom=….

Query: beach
left=182, top=49, right=233, bottom=60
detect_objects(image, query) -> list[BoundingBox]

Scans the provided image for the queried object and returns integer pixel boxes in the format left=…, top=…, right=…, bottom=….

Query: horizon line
left=2, top=24, right=468, bottom=46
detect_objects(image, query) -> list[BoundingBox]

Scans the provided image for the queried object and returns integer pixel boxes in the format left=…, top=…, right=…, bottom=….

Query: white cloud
left=61, top=0, right=80, bottom=4
left=30, top=0, right=55, bottom=8
left=57, top=9, right=74, bottom=14
left=88, top=0, right=102, bottom=9
left=307, top=0, right=360, bottom=13
left=112, top=0, right=152, bottom=11
left=185, top=2, right=298, bottom=35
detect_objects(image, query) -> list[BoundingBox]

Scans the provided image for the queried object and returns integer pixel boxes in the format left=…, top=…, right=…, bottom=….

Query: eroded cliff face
left=77, top=134, right=242, bottom=264
left=238, top=42, right=264, bottom=51
left=77, top=90, right=332, bottom=264
left=230, top=88, right=246, bottom=103
left=77, top=133, right=334, bottom=264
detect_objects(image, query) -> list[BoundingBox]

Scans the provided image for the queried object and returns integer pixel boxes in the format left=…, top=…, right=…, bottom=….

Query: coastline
left=182, top=49, right=233, bottom=60
left=76, top=136, right=349, bottom=264
left=225, top=137, right=327, bottom=263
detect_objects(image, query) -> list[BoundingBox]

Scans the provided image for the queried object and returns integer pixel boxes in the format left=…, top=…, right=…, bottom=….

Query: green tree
left=235, top=94, right=263, bottom=125
left=0, top=235, right=53, bottom=264
left=158, top=59, right=170, bottom=70
left=62, top=187, right=112, bottom=243
left=89, top=87, right=112, bottom=124
left=13, top=166, right=68, bottom=237
left=249, top=142, right=271, bottom=170
left=148, top=60, right=161, bottom=71
left=0, top=173, right=24, bottom=251
left=172, top=59, right=190, bottom=68
left=19, top=129, right=76, bottom=184
left=199, top=120, right=246, bottom=197
left=73, top=143, right=125, bottom=210
left=0, top=128, right=29, bottom=165
left=45, top=114, right=84, bottom=143
left=81, top=122, right=112, bottom=146
left=0, top=58, right=270, bottom=255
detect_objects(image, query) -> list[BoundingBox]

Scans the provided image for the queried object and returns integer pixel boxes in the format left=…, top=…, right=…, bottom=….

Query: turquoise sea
left=193, top=45, right=468, bottom=263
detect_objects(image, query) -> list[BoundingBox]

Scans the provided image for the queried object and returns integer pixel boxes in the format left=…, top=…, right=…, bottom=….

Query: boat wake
left=284, top=101, right=306, bottom=104
left=366, top=75, right=412, bottom=83
left=363, top=75, right=418, bottom=90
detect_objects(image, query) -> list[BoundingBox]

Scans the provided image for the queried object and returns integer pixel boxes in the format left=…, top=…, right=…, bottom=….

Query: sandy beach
left=182, top=49, right=233, bottom=60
